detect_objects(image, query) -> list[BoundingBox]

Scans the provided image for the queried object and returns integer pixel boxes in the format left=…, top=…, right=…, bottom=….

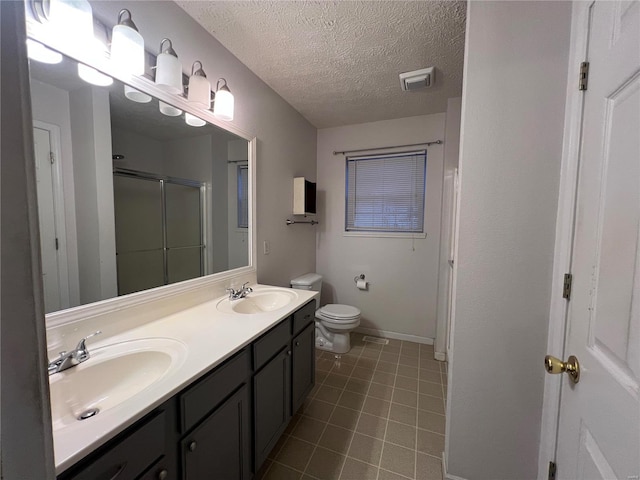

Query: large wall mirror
left=27, top=46, right=253, bottom=314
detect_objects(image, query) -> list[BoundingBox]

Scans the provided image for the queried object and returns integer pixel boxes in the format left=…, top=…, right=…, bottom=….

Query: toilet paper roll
left=356, top=279, right=368, bottom=290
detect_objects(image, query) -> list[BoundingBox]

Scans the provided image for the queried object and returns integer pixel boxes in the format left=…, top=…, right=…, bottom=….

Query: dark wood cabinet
left=292, top=321, right=315, bottom=413
left=58, top=410, right=168, bottom=480
left=253, top=347, right=292, bottom=470
left=57, top=300, right=316, bottom=480
left=182, top=384, right=251, bottom=480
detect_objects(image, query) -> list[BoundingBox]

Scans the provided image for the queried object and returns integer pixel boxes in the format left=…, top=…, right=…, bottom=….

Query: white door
left=555, top=1, right=640, bottom=478
left=33, top=125, right=69, bottom=313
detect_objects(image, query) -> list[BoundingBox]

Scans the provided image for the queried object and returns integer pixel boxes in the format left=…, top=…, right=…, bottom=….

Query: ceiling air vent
left=399, top=67, right=435, bottom=91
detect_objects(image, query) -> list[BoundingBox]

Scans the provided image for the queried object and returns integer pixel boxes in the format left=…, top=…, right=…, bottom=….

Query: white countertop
left=51, top=284, right=318, bottom=474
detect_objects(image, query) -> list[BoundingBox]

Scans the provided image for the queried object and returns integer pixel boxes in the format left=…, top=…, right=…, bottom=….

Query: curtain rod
left=333, top=140, right=442, bottom=156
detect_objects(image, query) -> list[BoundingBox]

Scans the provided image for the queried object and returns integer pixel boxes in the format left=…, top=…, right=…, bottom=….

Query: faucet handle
left=75, top=331, right=101, bottom=359
left=241, top=282, right=252, bottom=292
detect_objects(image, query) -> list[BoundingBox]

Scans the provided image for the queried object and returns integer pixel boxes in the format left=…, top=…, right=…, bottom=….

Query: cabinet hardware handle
left=188, top=441, right=197, bottom=452
left=158, top=469, right=168, bottom=480
left=287, top=350, right=292, bottom=356
left=108, top=463, right=127, bottom=480
left=304, top=314, right=311, bottom=319
left=295, top=341, right=300, bottom=346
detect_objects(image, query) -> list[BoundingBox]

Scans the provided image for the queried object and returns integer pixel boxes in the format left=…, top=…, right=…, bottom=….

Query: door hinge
left=548, top=461, right=557, bottom=480
left=55, top=238, right=59, bottom=250
left=49, top=152, right=55, bottom=164
left=563, top=273, right=573, bottom=300
left=579, top=61, right=589, bottom=91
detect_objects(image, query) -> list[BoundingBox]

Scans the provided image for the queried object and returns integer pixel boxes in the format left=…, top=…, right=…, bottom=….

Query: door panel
left=556, top=2, right=640, bottom=478
left=33, top=126, right=61, bottom=312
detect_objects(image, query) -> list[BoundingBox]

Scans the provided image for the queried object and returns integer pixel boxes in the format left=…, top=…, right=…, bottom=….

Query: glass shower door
left=113, top=175, right=164, bottom=295
left=165, top=182, right=203, bottom=284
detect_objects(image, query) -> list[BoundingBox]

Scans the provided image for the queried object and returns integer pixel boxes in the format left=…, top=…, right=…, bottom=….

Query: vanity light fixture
left=187, top=61, right=211, bottom=109
left=124, top=85, right=152, bottom=103
left=185, top=113, right=206, bottom=127
left=77, top=63, right=113, bottom=87
left=36, top=0, right=94, bottom=50
left=155, top=39, right=183, bottom=94
left=26, top=38, right=62, bottom=64
left=111, top=9, right=145, bottom=77
left=159, top=102, right=183, bottom=117
left=213, top=78, right=234, bottom=121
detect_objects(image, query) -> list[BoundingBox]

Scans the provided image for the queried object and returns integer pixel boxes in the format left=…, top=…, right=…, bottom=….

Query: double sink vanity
left=50, top=284, right=318, bottom=479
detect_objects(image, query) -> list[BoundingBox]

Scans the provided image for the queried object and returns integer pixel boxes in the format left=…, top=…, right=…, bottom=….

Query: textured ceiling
left=176, top=1, right=466, bottom=128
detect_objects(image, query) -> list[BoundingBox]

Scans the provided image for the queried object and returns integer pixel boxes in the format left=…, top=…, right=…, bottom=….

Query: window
left=237, top=165, right=248, bottom=229
left=345, top=150, right=426, bottom=234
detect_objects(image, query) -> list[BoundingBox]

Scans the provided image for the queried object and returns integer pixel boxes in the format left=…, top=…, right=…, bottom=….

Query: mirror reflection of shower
left=28, top=50, right=250, bottom=314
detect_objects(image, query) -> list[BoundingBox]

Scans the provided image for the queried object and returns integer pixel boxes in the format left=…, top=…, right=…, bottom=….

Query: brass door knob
left=544, top=355, right=580, bottom=384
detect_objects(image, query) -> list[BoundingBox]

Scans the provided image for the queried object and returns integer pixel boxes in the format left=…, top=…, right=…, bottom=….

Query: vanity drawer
left=293, top=300, right=316, bottom=336
left=180, top=348, right=250, bottom=433
left=253, top=318, right=292, bottom=370
left=60, top=411, right=165, bottom=480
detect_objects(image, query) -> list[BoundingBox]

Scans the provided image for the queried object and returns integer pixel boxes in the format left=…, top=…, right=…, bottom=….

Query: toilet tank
left=290, top=273, right=323, bottom=291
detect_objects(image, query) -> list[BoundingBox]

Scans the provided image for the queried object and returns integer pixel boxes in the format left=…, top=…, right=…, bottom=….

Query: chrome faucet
left=226, top=282, right=253, bottom=301
left=47, top=331, right=102, bottom=375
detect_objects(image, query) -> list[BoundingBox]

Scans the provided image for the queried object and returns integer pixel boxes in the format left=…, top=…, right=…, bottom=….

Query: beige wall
left=316, top=114, right=445, bottom=342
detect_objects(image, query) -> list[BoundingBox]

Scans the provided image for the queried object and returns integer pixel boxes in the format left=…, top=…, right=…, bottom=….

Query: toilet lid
left=318, top=304, right=361, bottom=320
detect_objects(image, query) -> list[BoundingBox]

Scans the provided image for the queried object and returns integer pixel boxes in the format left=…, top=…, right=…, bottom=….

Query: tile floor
left=258, top=336, right=448, bottom=480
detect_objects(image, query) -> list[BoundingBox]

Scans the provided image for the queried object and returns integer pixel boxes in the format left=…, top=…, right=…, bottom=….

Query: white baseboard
left=442, top=452, right=468, bottom=480
left=434, top=351, right=447, bottom=361
left=353, top=326, right=434, bottom=345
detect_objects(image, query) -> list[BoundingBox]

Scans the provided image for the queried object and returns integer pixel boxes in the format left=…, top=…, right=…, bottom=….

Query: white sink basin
left=216, top=288, right=299, bottom=314
left=49, top=338, right=187, bottom=430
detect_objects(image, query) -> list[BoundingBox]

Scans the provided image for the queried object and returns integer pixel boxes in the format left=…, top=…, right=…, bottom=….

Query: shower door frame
left=113, top=167, right=207, bottom=292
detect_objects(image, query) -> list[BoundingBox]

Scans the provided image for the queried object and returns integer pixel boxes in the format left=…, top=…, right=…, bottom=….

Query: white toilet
left=290, top=273, right=361, bottom=354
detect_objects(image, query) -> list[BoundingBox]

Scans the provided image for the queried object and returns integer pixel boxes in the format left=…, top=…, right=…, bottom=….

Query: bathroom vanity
left=54, top=290, right=317, bottom=480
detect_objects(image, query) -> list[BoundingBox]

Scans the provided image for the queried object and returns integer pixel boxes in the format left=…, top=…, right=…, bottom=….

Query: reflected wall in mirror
left=28, top=53, right=250, bottom=313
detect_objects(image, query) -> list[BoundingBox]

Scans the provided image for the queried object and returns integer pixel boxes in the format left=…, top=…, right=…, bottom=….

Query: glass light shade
left=47, top=0, right=93, bottom=49
left=111, top=24, right=144, bottom=76
left=187, top=74, right=211, bottom=108
left=156, top=52, right=182, bottom=94
left=213, top=89, right=234, bottom=121
left=27, top=39, right=62, bottom=64
left=77, top=64, right=113, bottom=86
left=185, top=113, right=206, bottom=127
left=159, top=102, right=182, bottom=117
left=124, top=85, right=152, bottom=103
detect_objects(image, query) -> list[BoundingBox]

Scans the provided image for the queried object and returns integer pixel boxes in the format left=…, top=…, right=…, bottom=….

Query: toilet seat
left=317, top=304, right=360, bottom=321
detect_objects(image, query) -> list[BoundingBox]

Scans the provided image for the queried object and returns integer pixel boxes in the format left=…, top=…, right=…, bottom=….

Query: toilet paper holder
left=354, top=274, right=369, bottom=290
left=353, top=274, right=366, bottom=283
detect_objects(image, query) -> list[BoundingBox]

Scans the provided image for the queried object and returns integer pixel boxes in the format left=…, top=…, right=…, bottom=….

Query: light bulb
left=155, top=39, right=182, bottom=94
left=213, top=79, right=234, bottom=121
left=111, top=9, right=144, bottom=76
left=47, top=0, right=93, bottom=50
left=187, top=61, right=210, bottom=108
left=26, top=39, right=62, bottom=64
left=77, top=64, right=113, bottom=86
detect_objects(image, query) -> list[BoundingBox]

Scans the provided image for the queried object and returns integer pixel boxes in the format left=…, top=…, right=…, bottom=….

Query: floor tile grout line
left=375, top=342, right=405, bottom=480
left=302, top=341, right=370, bottom=479
left=336, top=341, right=382, bottom=480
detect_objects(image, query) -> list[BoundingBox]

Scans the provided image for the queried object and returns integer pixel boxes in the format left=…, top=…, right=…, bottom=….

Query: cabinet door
left=292, top=322, right=315, bottom=413
left=182, top=384, right=251, bottom=480
left=253, top=347, right=291, bottom=470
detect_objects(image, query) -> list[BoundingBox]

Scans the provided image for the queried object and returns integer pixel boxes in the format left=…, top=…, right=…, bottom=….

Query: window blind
left=237, top=165, right=249, bottom=229
left=345, top=150, right=426, bottom=233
